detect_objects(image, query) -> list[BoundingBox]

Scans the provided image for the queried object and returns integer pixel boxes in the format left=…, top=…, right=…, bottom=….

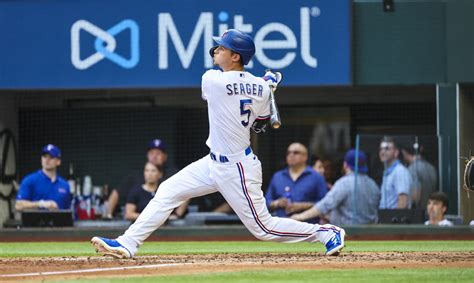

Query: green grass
left=56, top=268, right=474, bottom=283
left=2, top=241, right=472, bottom=282
left=0, top=240, right=473, bottom=257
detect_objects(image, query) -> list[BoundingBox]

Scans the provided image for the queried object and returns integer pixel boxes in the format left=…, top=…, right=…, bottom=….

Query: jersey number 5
left=240, top=99, right=253, bottom=127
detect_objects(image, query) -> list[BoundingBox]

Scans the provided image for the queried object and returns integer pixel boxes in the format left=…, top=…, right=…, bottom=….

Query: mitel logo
left=159, top=7, right=319, bottom=70
left=71, top=19, right=139, bottom=70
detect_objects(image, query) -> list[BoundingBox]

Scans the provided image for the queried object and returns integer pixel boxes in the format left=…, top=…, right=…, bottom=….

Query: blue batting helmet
left=211, top=29, right=255, bottom=65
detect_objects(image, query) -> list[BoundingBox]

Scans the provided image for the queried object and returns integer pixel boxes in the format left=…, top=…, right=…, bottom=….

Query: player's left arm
left=251, top=98, right=270, bottom=134
left=252, top=71, right=283, bottom=134
left=251, top=73, right=276, bottom=134
left=251, top=115, right=270, bottom=134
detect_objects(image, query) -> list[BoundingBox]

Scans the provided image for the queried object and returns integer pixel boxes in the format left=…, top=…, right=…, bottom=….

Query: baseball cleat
left=91, top=236, right=132, bottom=259
left=319, top=224, right=346, bottom=256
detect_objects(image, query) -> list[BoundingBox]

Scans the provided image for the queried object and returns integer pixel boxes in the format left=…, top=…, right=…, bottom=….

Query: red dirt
left=0, top=251, right=473, bottom=281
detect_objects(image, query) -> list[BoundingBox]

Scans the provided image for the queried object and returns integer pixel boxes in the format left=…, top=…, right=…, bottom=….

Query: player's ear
left=231, top=52, right=242, bottom=64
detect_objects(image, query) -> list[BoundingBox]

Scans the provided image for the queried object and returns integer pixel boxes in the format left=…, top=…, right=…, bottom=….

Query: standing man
left=291, top=150, right=380, bottom=226
left=379, top=136, right=412, bottom=209
left=15, top=144, right=71, bottom=211
left=266, top=143, right=327, bottom=223
left=401, top=143, right=437, bottom=209
left=92, top=29, right=345, bottom=258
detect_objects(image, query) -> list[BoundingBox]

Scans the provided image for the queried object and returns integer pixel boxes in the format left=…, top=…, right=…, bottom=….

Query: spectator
left=312, top=155, right=325, bottom=176
left=265, top=143, right=327, bottom=223
left=126, top=162, right=165, bottom=221
left=291, top=149, right=380, bottom=225
left=424, top=192, right=453, bottom=226
left=311, top=156, right=336, bottom=190
left=401, top=142, right=437, bottom=210
left=15, top=144, right=71, bottom=211
left=106, top=139, right=180, bottom=218
left=379, top=136, right=412, bottom=209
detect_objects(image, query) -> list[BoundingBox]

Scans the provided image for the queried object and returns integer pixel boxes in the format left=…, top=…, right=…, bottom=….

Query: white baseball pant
left=117, top=149, right=330, bottom=255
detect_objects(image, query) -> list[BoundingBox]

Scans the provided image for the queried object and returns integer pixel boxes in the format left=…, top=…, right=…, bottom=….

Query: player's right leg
left=91, top=155, right=218, bottom=258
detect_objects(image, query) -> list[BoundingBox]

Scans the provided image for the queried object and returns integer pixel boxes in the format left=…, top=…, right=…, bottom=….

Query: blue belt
left=210, top=147, right=252, bottom=163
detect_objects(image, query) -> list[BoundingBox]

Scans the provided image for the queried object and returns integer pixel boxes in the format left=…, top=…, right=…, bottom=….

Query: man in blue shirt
left=265, top=143, right=327, bottom=223
left=378, top=136, right=412, bottom=209
left=15, top=144, right=71, bottom=211
left=291, top=149, right=380, bottom=226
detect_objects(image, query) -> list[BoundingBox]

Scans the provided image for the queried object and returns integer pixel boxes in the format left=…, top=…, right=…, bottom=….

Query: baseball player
left=91, top=29, right=345, bottom=258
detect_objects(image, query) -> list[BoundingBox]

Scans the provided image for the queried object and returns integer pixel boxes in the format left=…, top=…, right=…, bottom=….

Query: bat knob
left=271, top=121, right=281, bottom=129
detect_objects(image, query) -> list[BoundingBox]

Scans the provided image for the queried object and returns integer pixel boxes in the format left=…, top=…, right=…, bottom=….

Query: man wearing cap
left=106, top=139, right=182, bottom=218
left=15, top=144, right=71, bottom=211
left=291, top=149, right=380, bottom=226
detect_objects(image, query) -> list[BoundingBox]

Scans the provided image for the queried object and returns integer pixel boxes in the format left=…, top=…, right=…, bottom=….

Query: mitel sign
left=0, top=0, right=351, bottom=89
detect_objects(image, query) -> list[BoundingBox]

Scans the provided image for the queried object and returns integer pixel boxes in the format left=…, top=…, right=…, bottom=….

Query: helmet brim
left=212, top=36, right=234, bottom=52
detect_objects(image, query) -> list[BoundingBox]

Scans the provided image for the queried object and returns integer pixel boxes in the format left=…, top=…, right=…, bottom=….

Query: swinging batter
left=91, top=29, right=345, bottom=258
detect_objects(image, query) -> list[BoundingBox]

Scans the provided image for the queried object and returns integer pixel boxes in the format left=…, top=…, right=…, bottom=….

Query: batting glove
left=262, top=70, right=282, bottom=90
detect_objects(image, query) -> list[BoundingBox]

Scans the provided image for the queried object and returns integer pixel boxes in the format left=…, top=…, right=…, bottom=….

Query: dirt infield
left=1, top=251, right=473, bottom=281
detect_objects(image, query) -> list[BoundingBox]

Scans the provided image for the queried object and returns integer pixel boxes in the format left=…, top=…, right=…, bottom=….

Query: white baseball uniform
left=117, top=69, right=334, bottom=255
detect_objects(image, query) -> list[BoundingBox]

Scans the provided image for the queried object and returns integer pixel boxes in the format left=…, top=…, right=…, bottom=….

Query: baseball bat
left=267, top=70, right=282, bottom=129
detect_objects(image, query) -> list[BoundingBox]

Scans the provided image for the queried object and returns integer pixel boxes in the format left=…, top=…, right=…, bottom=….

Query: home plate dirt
left=0, top=252, right=473, bottom=281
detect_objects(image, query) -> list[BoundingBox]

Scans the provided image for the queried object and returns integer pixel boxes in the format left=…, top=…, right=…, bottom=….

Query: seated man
left=265, top=143, right=327, bottom=223
left=15, top=144, right=71, bottom=211
left=291, top=149, right=380, bottom=226
left=424, top=192, right=453, bottom=226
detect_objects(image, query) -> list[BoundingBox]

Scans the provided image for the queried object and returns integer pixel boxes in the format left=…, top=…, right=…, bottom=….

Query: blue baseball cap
left=147, top=139, right=167, bottom=152
left=344, top=149, right=368, bottom=173
left=41, top=144, right=61, bottom=159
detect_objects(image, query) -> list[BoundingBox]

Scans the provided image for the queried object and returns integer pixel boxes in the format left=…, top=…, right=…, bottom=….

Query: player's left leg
left=213, top=154, right=345, bottom=255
